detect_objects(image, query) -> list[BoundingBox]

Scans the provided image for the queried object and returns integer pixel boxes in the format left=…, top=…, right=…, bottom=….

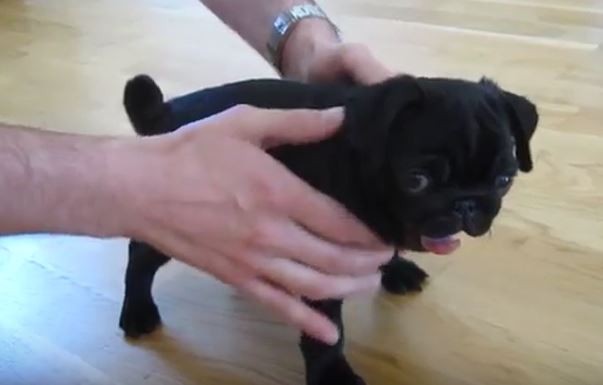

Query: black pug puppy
left=118, top=73, right=538, bottom=385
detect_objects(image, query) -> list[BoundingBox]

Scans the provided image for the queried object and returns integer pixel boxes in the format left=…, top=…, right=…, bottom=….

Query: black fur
left=380, top=252, right=429, bottom=294
left=119, top=73, right=538, bottom=385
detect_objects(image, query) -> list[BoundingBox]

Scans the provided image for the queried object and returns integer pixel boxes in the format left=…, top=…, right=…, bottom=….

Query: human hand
left=117, top=105, right=393, bottom=345
left=279, top=18, right=394, bottom=84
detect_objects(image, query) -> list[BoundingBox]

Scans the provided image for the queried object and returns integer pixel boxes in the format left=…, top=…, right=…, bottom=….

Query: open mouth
left=420, top=234, right=461, bottom=255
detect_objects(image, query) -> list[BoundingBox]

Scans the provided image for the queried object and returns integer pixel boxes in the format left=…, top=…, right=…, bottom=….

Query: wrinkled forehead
left=400, top=90, right=510, bottom=143
left=392, top=93, right=515, bottom=174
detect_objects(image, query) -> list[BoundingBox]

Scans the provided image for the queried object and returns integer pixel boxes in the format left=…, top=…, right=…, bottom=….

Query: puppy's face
left=345, top=75, right=538, bottom=253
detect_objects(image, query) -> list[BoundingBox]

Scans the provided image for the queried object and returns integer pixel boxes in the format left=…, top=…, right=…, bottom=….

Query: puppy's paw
left=381, top=257, right=428, bottom=295
left=119, top=297, right=162, bottom=338
left=307, top=357, right=366, bottom=385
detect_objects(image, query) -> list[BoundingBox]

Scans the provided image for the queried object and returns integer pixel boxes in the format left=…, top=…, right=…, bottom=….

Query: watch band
left=267, top=3, right=340, bottom=73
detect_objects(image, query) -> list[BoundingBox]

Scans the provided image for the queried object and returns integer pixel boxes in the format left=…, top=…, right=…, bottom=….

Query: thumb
left=227, top=105, right=345, bottom=149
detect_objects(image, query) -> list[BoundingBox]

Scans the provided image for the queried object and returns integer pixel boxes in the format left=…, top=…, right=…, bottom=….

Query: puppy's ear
left=502, top=91, right=539, bottom=172
left=343, top=75, right=423, bottom=170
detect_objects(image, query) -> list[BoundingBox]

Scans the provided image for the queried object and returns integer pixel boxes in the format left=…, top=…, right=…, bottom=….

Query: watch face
left=274, top=15, right=289, bottom=35
left=268, top=4, right=335, bottom=67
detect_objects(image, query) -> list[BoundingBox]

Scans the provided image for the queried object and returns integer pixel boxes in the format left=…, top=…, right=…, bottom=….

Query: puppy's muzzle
left=454, top=199, right=489, bottom=237
left=454, top=199, right=477, bottom=216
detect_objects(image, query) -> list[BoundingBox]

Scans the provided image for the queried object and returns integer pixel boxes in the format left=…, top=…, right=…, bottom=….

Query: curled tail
left=123, top=74, right=173, bottom=136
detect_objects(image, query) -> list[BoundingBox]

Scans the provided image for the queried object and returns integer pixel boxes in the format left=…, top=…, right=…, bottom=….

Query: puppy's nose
left=454, top=199, right=477, bottom=216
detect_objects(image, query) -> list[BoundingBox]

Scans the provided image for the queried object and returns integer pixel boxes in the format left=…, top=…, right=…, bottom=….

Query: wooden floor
left=1, top=0, right=603, bottom=384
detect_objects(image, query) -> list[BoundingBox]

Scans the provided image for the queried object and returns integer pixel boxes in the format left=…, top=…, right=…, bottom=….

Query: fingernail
left=376, top=249, right=395, bottom=261
left=321, top=107, right=344, bottom=126
left=367, top=274, right=382, bottom=289
left=322, top=325, right=340, bottom=345
left=361, top=232, right=391, bottom=250
left=346, top=276, right=381, bottom=299
left=352, top=274, right=382, bottom=294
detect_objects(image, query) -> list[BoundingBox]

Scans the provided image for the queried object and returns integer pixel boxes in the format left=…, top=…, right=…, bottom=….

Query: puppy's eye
left=495, top=175, right=513, bottom=189
left=405, top=172, right=430, bottom=194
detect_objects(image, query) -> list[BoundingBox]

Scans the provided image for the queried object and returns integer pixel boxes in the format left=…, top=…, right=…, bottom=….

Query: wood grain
left=1, top=0, right=602, bottom=384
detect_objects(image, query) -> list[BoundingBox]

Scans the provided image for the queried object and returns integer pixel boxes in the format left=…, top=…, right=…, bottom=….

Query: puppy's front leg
left=380, top=251, right=429, bottom=294
left=300, top=299, right=366, bottom=385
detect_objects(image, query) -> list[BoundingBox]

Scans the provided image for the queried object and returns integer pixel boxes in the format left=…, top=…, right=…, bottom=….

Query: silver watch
left=267, top=3, right=340, bottom=73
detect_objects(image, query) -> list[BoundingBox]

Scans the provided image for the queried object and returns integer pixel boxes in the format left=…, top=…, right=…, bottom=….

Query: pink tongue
left=421, top=235, right=461, bottom=255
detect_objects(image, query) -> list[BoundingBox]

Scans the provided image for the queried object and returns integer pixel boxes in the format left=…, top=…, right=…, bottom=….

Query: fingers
left=219, top=105, right=345, bottom=149
left=339, top=43, right=394, bottom=85
left=279, top=178, right=389, bottom=249
left=253, top=216, right=392, bottom=276
left=190, top=247, right=340, bottom=345
left=253, top=256, right=382, bottom=300
left=238, top=278, right=340, bottom=345
left=306, top=42, right=394, bottom=85
left=202, top=103, right=390, bottom=252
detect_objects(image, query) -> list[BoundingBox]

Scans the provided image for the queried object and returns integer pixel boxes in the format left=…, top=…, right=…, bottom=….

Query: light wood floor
left=1, top=1, right=602, bottom=384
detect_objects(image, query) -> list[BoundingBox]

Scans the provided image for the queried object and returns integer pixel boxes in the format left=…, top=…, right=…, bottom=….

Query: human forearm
left=199, top=0, right=340, bottom=72
left=199, top=0, right=392, bottom=84
left=0, top=123, right=134, bottom=237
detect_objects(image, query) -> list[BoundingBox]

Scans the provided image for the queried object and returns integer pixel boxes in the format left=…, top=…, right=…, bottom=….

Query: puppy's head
left=344, top=75, right=538, bottom=253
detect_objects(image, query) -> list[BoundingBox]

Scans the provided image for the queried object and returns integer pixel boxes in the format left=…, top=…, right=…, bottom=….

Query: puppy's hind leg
left=119, top=240, right=170, bottom=338
left=380, top=251, right=429, bottom=294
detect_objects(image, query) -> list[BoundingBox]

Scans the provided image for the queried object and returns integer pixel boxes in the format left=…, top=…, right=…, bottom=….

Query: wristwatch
left=267, top=3, right=340, bottom=73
